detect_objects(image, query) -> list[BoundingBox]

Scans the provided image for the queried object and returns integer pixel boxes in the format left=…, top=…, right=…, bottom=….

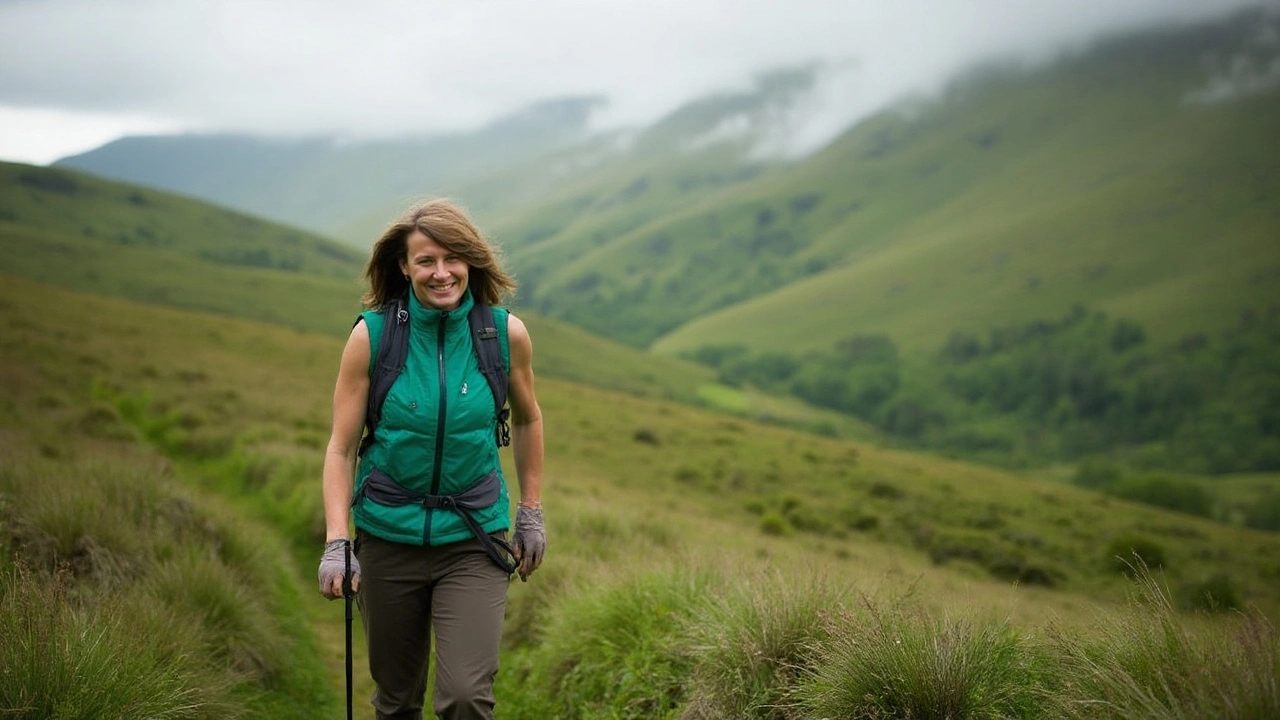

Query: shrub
left=1107, top=474, right=1212, bottom=518
left=1182, top=572, right=1242, bottom=612
left=760, top=512, right=792, bottom=537
left=1106, top=536, right=1167, bottom=576
left=868, top=481, right=904, bottom=500
left=1243, top=488, right=1280, bottom=532
left=1072, top=457, right=1122, bottom=489
left=847, top=513, right=880, bottom=532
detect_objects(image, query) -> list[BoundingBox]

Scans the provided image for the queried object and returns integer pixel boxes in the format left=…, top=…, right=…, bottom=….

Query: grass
left=4, top=271, right=1279, bottom=612
left=495, top=558, right=1279, bottom=719
left=678, top=571, right=847, bottom=720
left=0, top=446, right=334, bottom=719
left=1050, top=570, right=1280, bottom=719
left=2, top=269, right=1279, bottom=716
left=0, top=564, right=217, bottom=720
left=797, top=603, right=1046, bottom=719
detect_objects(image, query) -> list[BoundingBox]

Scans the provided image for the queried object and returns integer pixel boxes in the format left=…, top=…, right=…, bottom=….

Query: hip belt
left=354, top=467, right=516, bottom=575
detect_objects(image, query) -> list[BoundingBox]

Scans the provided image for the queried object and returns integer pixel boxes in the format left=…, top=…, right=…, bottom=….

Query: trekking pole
left=343, top=541, right=354, bottom=720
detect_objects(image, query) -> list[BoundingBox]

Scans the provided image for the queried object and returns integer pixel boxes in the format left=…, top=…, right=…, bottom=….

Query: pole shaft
left=345, top=542, right=353, bottom=720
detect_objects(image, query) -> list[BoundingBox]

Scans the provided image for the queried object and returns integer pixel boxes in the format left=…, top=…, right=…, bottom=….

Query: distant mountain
left=55, top=96, right=604, bottom=244
left=498, top=10, right=1280, bottom=355
left=48, top=10, right=1279, bottom=362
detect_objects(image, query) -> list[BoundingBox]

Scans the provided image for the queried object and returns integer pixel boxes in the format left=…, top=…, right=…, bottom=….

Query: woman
left=318, top=199, right=546, bottom=720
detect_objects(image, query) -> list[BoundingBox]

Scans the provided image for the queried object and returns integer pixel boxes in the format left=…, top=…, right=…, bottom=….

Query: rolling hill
left=34, top=10, right=1280, bottom=471
left=52, top=11, right=1279, bottom=360
left=55, top=97, right=604, bottom=244
left=0, top=159, right=874, bottom=437
left=506, top=12, right=1280, bottom=355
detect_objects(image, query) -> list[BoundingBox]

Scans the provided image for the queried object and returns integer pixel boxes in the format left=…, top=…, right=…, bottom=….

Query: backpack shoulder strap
left=468, top=302, right=511, bottom=447
left=359, top=298, right=410, bottom=457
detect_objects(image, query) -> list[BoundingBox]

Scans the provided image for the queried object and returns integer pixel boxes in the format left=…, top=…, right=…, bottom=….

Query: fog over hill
left=0, top=1, right=1269, bottom=162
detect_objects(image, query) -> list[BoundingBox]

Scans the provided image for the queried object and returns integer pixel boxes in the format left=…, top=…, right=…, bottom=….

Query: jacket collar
left=407, top=287, right=474, bottom=330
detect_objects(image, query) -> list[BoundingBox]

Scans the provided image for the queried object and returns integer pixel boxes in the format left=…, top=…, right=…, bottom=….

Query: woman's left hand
left=512, top=505, right=546, bottom=581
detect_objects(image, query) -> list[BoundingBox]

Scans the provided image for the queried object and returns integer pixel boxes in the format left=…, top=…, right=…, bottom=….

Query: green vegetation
left=3, top=12, right=1278, bottom=716
left=4, top=272, right=1279, bottom=716
left=693, top=306, right=1280, bottom=478
left=0, top=160, right=366, bottom=336
left=33, top=15, right=1280, bottom=484
left=0, top=159, right=870, bottom=442
left=464, top=13, right=1280, bottom=360
left=0, top=449, right=332, bottom=719
left=495, top=562, right=1279, bottom=719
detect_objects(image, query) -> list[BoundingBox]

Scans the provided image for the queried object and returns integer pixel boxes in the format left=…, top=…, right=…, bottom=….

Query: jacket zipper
left=425, top=311, right=449, bottom=545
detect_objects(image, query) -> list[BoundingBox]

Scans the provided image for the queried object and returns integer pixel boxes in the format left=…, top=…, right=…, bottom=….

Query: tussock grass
left=679, top=571, right=848, bottom=720
left=1051, top=571, right=1280, bottom=719
left=499, top=560, right=1279, bottom=719
left=797, top=601, right=1047, bottom=719
left=0, top=563, right=221, bottom=720
left=502, top=566, right=720, bottom=720
left=0, top=450, right=333, bottom=719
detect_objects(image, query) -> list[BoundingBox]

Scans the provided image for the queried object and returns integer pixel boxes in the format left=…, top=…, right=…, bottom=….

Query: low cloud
left=0, top=0, right=1271, bottom=163
left=1184, top=12, right=1280, bottom=104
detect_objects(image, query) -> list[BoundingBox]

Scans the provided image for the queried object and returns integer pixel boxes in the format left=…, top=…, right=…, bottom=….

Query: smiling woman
left=319, top=198, right=547, bottom=720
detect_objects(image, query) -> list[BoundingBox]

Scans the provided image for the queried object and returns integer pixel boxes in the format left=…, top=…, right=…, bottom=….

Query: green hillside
left=3, top=272, right=1279, bottom=716
left=489, top=14, right=1280, bottom=473
left=44, top=14, right=1277, bottom=357
left=0, top=161, right=368, bottom=335
left=498, top=14, right=1279, bottom=354
left=0, top=159, right=871, bottom=438
left=18, top=11, right=1279, bottom=474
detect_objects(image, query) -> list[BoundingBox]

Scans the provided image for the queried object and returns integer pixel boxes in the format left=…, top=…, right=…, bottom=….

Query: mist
left=0, top=0, right=1272, bottom=163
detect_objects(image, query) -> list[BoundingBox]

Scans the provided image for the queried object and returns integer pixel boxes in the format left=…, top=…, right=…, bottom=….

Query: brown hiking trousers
left=355, top=529, right=509, bottom=720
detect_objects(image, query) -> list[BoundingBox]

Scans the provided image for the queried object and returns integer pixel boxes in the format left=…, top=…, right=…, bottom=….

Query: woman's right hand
left=318, top=539, right=361, bottom=599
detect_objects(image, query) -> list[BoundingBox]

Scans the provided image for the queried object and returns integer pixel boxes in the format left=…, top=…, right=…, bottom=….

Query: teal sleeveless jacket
left=352, top=288, right=512, bottom=546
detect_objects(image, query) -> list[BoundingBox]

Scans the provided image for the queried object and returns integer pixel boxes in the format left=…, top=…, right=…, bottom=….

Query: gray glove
left=513, top=506, right=546, bottom=582
left=318, top=539, right=360, bottom=599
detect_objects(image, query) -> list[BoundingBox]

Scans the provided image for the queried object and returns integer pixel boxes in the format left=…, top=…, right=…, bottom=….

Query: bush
left=1072, top=457, right=1122, bottom=489
left=1107, top=475, right=1212, bottom=518
left=760, top=511, right=792, bottom=537
left=1182, top=572, right=1242, bottom=612
left=1243, top=488, right=1280, bottom=532
left=1106, top=535, right=1167, bottom=576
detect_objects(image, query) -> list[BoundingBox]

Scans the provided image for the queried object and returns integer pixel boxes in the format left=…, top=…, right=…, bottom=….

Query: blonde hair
left=363, top=199, right=516, bottom=309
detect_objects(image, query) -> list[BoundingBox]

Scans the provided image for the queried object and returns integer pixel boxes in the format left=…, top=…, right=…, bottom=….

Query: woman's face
left=399, top=230, right=470, bottom=311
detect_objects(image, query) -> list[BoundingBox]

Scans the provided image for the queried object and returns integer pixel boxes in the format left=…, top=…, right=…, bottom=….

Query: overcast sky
left=0, top=0, right=1271, bottom=165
